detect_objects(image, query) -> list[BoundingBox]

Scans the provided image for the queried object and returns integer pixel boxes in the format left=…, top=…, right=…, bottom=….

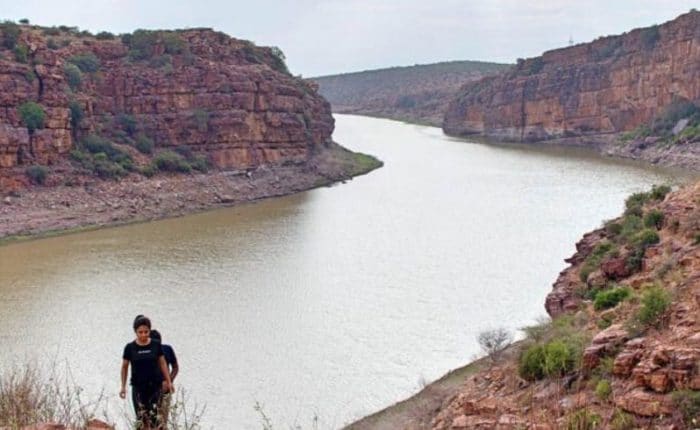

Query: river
left=0, top=115, right=694, bottom=428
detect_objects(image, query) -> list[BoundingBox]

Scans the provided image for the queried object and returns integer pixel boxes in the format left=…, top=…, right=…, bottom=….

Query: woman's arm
left=119, top=359, right=129, bottom=399
left=170, top=361, right=179, bottom=382
left=159, top=356, right=174, bottom=393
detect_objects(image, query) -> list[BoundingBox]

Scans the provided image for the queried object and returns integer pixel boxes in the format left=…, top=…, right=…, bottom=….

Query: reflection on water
left=0, top=115, right=695, bottom=428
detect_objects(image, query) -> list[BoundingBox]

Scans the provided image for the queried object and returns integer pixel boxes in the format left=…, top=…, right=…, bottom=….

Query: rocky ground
left=0, top=143, right=381, bottom=242
left=347, top=182, right=700, bottom=429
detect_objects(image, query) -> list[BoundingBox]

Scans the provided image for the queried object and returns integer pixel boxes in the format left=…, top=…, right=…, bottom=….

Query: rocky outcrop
left=313, top=61, right=510, bottom=127
left=443, top=11, right=700, bottom=147
left=0, top=25, right=336, bottom=188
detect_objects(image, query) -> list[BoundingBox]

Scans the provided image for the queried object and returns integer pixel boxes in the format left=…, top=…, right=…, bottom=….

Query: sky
left=1, top=0, right=697, bottom=77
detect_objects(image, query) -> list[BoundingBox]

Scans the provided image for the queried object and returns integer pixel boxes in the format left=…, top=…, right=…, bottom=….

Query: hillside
left=0, top=22, right=381, bottom=239
left=443, top=10, right=700, bottom=169
left=312, top=61, right=510, bottom=126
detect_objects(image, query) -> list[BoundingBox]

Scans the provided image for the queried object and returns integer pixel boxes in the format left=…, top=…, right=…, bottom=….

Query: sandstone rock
left=615, top=388, right=673, bottom=416
left=600, top=256, right=631, bottom=279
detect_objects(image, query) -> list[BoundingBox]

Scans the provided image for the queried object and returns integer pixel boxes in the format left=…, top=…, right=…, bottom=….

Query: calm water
left=0, top=115, right=694, bottom=428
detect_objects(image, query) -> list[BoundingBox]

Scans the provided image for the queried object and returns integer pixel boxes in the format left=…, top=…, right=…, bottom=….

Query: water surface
left=0, top=115, right=694, bottom=428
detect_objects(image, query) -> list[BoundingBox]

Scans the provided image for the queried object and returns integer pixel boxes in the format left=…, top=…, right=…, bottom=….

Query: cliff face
left=443, top=11, right=700, bottom=143
left=0, top=25, right=334, bottom=189
left=313, top=61, right=510, bottom=127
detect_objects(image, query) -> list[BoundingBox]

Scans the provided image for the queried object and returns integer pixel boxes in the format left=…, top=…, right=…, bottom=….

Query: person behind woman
left=120, top=315, right=174, bottom=429
left=149, top=329, right=179, bottom=427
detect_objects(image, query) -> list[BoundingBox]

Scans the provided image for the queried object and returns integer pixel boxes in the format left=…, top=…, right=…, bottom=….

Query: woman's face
left=135, top=325, right=150, bottom=344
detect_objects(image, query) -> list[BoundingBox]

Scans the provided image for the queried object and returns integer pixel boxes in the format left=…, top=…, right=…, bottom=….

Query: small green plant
left=95, top=31, right=114, bottom=40
left=640, top=25, right=660, bottom=49
left=72, top=135, right=134, bottom=179
left=580, top=241, right=615, bottom=282
left=671, top=389, right=700, bottom=427
left=518, top=338, right=579, bottom=381
left=610, top=409, right=635, bottom=430
left=18, top=102, right=46, bottom=134
left=643, top=209, right=664, bottom=229
left=631, top=228, right=660, bottom=247
left=67, top=52, right=100, bottom=73
left=636, top=285, right=671, bottom=328
left=134, top=135, right=154, bottom=154
left=625, top=192, right=650, bottom=215
left=116, top=113, right=138, bottom=136
left=193, top=108, right=210, bottom=132
left=68, top=100, right=84, bottom=130
left=519, top=344, right=546, bottom=381
left=64, top=63, right=82, bottom=90
left=593, top=287, right=630, bottom=311
left=25, top=165, right=48, bottom=185
left=46, top=38, right=59, bottom=50
left=565, top=408, right=601, bottom=430
left=620, top=214, right=643, bottom=239
left=13, top=44, right=28, bottom=63
left=152, top=151, right=192, bottom=173
left=650, top=184, right=671, bottom=200
left=594, top=379, right=612, bottom=401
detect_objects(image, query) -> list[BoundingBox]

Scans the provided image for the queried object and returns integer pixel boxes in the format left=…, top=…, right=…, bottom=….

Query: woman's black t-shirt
left=122, top=340, right=164, bottom=386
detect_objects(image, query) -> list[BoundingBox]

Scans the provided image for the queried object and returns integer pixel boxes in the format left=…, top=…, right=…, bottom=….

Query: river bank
left=0, top=143, right=382, bottom=244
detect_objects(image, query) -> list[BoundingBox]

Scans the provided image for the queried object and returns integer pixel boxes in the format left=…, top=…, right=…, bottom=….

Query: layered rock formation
left=443, top=11, right=700, bottom=146
left=313, top=61, right=510, bottom=127
left=0, top=25, right=337, bottom=189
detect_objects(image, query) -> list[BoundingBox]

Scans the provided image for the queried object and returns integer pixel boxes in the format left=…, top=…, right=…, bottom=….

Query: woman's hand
left=119, top=387, right=126, bottom=399
left=162, top=380, right=170, bottom=393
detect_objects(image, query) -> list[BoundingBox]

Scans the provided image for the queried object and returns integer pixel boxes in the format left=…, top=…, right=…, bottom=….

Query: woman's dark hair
left=133, top=315, right=151, bottom=331
left=150, top=329, right=162, bottom=342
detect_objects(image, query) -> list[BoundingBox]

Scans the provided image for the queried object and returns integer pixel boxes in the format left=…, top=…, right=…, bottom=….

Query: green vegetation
left=25, top=165, right=48, bottom=185
left=95, top=31, right=114, bottom=40
left=593, top=286, right=630, bottom=311
left=71, top=135, right=133, bottom=179
left=115, top=113, right=138, bottom=136
left=565, top=409, right=601, bottom=430
left=580, top=241, right=615, bottom=282
left=0, top=21, right=21, bottom=49
left=643, top=209, right=664, bottom=229
left=13, top=44, right=28, bottom=63
left=610, top=409, right=635, bottom=430
left=595, top=37, right=623, bottom=60
left=134, top=135, right=154, bottom=154
left=18, top=102, right=46, bottom=134
left=67, top=53, right=100, bottom=73
left=630, top=228, right=659, bottom=247
left=68, top=100, right=84, bottom=130
left=152, top=150, right=193, bottom=173
left=46, top=38, right=59, bottom=50
left=672, top=390, right=700, bottom=427
left=269, top=46, right=290, bottom=75
left=123, top=29, right=187, bottom=62
left=594, top=379, right=612, bottom=401
left=518, top=317, right=586, bottom=381
left=63, top=63, right=82, bottom=90
left=635, top=285, right=671, bottom=328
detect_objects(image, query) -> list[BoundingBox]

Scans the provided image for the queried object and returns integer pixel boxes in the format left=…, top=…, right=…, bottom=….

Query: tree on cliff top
left=18, top=102, right=46, bottom=134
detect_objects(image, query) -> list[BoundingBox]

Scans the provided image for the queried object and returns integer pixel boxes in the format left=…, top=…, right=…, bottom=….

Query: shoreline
left=0, top=142, right=382, bottom=245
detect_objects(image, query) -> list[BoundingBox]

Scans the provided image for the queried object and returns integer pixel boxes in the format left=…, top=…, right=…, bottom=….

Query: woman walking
left=120, top=315, right=174, bottom=429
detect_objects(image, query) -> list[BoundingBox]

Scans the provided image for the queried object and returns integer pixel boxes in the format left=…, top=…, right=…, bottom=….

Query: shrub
left=636, top=285, right=671, bottom=327
left=152, top=151, right=192, bottom=173
left=477, top=328, right=512, bottom=363
left=631, top=228, right=660, bottom=247
left=190, top=155, right=210, bottom=172
left=134, top=135, right=154, bottom=154
left=610, top=409, right=635, bottom=430
left=620, top=214, right=643, bottom=239
left=46, top=38, right=59, bottom=50
left=162, top=32, right=185, bottom=54
left=650, top=184, right=671, bottom=200
left=595, top=379, right=612, bottom=401
left=580, top=241, right=615, bottom=282
left=653, top=100, right=700, bottom=135
left=625, top=192, right=649, bottom=214
left=672, top=390, right=700, bottom=427
left=605, top=221, right=622, bottom=237
left=18, top=18, right=29, bottom=25
left=268, top=46, right=290, bottom=75
left=593, top=287, right=631, bottom=310
left=149, top=54, right=172, bottom=69
left=63, top=63, right=82, bottom=90
left=565, top=409, right=601, bottom=430
left=519, top=344, right=546, bottom=381
left=68, top=100, right=84, bottom=130
left=1, top=21, right=20, bottom=49
left=13, top=44, right=28, bottom=63
left=74, top=135, right=134, bottom=179
left=42, top=27, right=61, bottom=36
left=643, top=209, right=664, bottom=229
left=25, top=165, right=48, bottom=185
left=543, top=340, right=576, bottom=377
left=95, top=31, right=114, bottom=40
left=67, top=53, right=100, bottom=73
left=625, top=246, right=645, bottom=272
left=18, top=102, right=46, bottom=134
left=116, top=113, right=138, bottom=136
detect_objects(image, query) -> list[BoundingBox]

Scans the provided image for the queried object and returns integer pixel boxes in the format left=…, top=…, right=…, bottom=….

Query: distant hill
left=311, top=61, right=511, bottom=127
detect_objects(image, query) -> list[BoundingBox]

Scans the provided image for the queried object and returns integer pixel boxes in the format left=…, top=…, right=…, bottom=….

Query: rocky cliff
left=0, top=24, right=342, bottom=190
left=443, top=10, right=700, bottom=168
left=313, top=61, right=509, bottom=127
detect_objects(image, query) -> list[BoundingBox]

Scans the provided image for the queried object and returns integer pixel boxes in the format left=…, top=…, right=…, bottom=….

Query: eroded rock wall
left=443, top=10, right=700, bottom=142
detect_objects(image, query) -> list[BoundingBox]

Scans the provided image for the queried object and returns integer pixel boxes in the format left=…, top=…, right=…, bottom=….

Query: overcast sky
left=2, top=0, right=697, bottom=76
